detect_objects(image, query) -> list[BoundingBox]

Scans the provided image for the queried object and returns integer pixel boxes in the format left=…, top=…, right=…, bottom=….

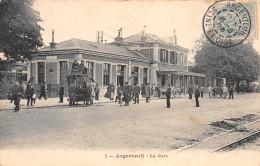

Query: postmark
left=203, top=0, right=251, bottom=47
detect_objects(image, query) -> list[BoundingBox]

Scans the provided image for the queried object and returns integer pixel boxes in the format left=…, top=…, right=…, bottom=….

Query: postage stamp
left=203, top=0, right=257, bottom=47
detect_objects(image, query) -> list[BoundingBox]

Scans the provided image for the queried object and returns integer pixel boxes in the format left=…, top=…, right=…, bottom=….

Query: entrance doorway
left=117, top=65, right=125, bottom=87
left=117, top=76, right=124, bottom=87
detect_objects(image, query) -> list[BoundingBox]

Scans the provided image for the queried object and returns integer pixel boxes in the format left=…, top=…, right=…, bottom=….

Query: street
left=0, top=93, right=260, bottom=151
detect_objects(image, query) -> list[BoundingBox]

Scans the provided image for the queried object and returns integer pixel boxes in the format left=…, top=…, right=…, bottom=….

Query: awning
left=156, top=70, right=205, bottom=77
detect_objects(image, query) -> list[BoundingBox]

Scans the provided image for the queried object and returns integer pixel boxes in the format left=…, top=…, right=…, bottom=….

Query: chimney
left=49, top=30, right=57, bottom=49
left=114, top=28, right=123, bottom=44
left=141, top=25, right=147, bottom=42
left=173, top=29, right=177, bottom=46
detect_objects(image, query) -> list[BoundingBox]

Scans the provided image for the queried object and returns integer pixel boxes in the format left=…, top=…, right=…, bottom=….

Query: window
left=86, top=61, right=94, bottom=78
left=170, top=51, right=174, bottom=64
left=174, top=52, right=177, bottom=64
left=60, top=61, right=68, bottom=85
left=143, top=68, right=148, bottom=84
left=103, top=63, right=110, bottom=86
left=133, top=66, right=139, bottom=85
left=60, top=61, right=68, bottom=68
left=166, top=50, right=168, bottom=63
left=160, top=49, right=164, bottom=62
left=22, top=74, right=27, bottom=82
left=6, top=74, right=14, bottom=81
left=37, top=62, right=45, bottom=83
left=160, top=49, right=168, bottom=63
left=162, top=74, right=166, bottom=86
left=117, top=65, right=124, bottom=71
left=163, top=50, right=166, bottom=63
left=171, top=74, right=174, bottom=85
left=180, top=53, right=184, bottom=65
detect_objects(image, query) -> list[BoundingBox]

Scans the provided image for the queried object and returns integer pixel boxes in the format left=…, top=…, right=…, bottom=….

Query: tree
left=192, top=37, right=260, bottom=83
left=0, top=0, right=43, bottom=64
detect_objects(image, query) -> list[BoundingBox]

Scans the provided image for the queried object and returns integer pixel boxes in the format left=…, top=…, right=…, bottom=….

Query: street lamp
left=49, top=68, right=54, bottom=76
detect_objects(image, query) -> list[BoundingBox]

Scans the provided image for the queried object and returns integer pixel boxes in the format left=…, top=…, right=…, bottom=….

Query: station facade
left=28, top=31, right=205, bottom=97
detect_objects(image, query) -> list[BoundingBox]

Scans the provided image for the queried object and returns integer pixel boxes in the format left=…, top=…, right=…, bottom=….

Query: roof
left=157, top=70, right=205, bottom=77
left=123, top=32, right=189, bottom=53
left=39, top=38, right=150, bottom=61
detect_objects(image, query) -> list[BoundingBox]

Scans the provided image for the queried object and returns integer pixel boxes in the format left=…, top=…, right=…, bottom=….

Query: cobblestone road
left=1, top=93, right=260, bottom=151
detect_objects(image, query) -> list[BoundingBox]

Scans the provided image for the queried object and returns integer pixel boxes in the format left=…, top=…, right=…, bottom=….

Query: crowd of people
left=104, top=82, right=164, bottom=107
left=1, top=76, right=237, bottom=111
left=207, top=84, right=234, bottom=99
left=102, top=83, right=236, bottom=108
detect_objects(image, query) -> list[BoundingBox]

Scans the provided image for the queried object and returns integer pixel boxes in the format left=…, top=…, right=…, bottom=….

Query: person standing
left=151, top=86, right=154, bottom=99
left=145, top=83, right=150, bottom=103
left=39, top=82, right=47, bottom=100
left=58, top=84, right=64, bottom=103
left=72, top=60, right=79, bottom=69
left=222, top=84, right=228, bottom=99
left=200, top=86, right=204, bottom=98
left=123, top=82, right=130, bottom=106
left=12, top=81, right=24, bottom=112
left=115, top=85, right=121, bottom=103
left=26, top=82, right=33, bottom=106
left=188, top=85, right=193, bottom=99
left=90, top=83, right=95, bottom=105
left=141, top=84, right=145, bottom=98
left=166, top=85, right=171, bottom=108
left=195, top=85, right=200, bottom=107
left=105, top=84, right=111, bottom=99
left=30, top=88, right=37, bottom=106
left=79, top=60, right=85, bottom=68
left=172, top=86, right=176, bottom=98
left=133, top=83, right=141, bottom=104
left=94, top=83, right=100, bottom=100
left=110, top=83, right=115, bottom=100
left=219, top=85, right=223, bottom=98
left=208, top=85, right=213, bottom=98
left=116, top=84, right=124, bottom=107
left=212, top=86, right=216, bottom=98
left=177, top=87, right=181, bottom=98
left=158, top=84, right=161, bottom=98
left=229, top=86, right=234, bottom=99
left=8, top=83, right=14, bottom=103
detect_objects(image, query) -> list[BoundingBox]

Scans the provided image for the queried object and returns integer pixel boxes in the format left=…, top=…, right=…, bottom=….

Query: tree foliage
left=0, top=0, right=43, bottom=63
left=192, top=37, right=260, bottom=82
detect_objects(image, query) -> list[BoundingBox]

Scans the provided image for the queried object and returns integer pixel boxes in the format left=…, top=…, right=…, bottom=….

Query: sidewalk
left=0, top=97, right=111, bottom=111
left=0, top=92, right=242, bottom=112
left=0, top=95, right=187, bottom=111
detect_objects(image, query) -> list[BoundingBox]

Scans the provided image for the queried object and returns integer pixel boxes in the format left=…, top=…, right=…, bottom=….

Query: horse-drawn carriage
left=67, top=67, right=95, bottom=106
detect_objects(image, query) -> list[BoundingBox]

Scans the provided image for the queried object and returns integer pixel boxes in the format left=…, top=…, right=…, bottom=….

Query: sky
left=26, top=0, right=259, bottom=61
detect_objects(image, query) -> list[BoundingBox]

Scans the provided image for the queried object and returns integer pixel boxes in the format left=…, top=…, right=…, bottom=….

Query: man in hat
left=145, top=83, right=150, bottom=103
left=123, top=82, right=130, bottom=106
left=195, top=85, right=200, bottom=107
left=26, top=81, right=33, bottom=106
left=133, top=83, right=141, bottom=104
left=110, top=83, right=115, bottom=100
left=12, top=81, right=24, bottom=112
left=229, top=86, right=234, bottom=99
left=72, top=60, right=79, bottom=69
left=39, top=82, right=47, bottom=100
left=188, top=84, right=193, bottom=99
left=166, top=84, right=171, bottom=108
left=79, top=60, right=85, bottom=68
left=94, top=83, right=100, bottom=100
left=58, top=84, right=64, bottom=103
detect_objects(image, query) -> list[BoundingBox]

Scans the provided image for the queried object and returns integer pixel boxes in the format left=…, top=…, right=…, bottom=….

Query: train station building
left=28, top=30, right=205, bottom=97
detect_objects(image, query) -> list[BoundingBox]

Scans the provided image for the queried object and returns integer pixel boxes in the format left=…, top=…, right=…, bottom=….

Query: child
left=31, top=88, right=37, bottom=106
left=172, top=86, right=177, bottom=98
